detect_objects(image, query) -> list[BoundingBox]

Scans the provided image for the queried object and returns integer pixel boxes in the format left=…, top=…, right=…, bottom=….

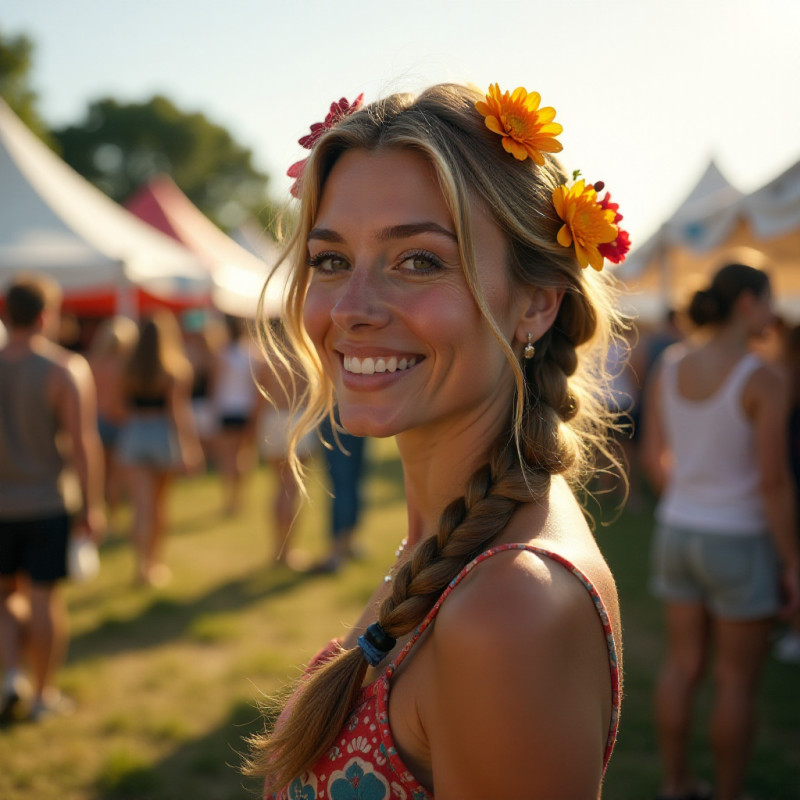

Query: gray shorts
left=650, top=523, right=781, bottom=620
left=117, top=416, right=180, bottom=470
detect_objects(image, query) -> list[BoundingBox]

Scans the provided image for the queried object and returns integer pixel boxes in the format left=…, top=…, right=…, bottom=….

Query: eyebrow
left=307, top=221, right=457, bottom=244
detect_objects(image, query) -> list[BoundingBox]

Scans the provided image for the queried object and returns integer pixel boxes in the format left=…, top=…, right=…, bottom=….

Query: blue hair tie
left=357, top=622, right=396, bottom=667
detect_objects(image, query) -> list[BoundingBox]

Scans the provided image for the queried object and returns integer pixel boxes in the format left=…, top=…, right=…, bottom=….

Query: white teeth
left=344, top=355, right=360, bottom=374
left=344, top=355, right=417, bottom=374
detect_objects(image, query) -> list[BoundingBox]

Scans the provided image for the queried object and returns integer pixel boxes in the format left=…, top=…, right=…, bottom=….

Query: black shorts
left=219, top=414, right=249, bottom=430
left=0, top=514, right=70, bottom=584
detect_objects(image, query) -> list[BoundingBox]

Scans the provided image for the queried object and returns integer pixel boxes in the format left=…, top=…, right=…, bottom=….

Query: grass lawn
left=1, top=438, right=798, bottom=799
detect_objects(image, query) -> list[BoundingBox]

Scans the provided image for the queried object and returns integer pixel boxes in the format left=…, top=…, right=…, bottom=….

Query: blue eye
left=307, top=252, right=349, bottom=274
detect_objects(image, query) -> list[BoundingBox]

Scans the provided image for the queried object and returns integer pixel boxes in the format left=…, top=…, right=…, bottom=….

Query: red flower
left=597, top=191, right=622, bottom=224
left=598, top=227, right=631, bottom=264
left=288, top=94, right=364, bottom=197
left=298, top=95, right=364, bottom=149
left=596, top=191, right=631, bottom=264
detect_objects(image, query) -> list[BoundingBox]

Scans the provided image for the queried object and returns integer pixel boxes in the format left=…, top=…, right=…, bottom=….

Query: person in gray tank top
left=0, top=274, right=106, bottom=722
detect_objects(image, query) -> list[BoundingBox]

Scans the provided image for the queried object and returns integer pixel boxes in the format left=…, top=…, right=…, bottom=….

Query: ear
left=514, top=286, right=565, bottom=350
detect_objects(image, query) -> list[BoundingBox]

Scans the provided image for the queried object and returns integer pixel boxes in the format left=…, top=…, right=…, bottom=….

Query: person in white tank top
left=642, top=256, right=800, bottom=800
left=212, top=315, right=259, bottom=515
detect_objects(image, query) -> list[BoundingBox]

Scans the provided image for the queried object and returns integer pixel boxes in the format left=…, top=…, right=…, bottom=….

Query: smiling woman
left=245, top=82, right=629, bottom=799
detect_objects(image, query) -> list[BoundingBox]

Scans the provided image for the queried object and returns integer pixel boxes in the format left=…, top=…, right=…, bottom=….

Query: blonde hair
left=247, top=83, right=625, bottom=786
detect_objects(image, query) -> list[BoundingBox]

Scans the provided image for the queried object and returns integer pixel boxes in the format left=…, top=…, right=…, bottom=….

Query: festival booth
left=0, top=99, right=211, bottom=318
left=616, top=158, right=800, bottom=324
left=125, top=176, right=288, bottom=320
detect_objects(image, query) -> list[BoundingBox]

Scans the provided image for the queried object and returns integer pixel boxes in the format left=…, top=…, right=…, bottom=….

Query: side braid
left=245, top=439, right=549, bottom=786
left=378, top=443, right=536, bottom=634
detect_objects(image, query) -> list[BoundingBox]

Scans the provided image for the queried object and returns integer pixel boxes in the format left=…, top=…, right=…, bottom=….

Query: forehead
left=315, top=148, right=450, bottom=229
left=313, top=148, right=508, bottom=266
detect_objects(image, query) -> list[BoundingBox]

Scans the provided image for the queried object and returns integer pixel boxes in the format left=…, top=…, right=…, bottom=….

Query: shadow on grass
left=69, top=567, right=310, bottom=663
left=94, top=699, right=265, bottom=800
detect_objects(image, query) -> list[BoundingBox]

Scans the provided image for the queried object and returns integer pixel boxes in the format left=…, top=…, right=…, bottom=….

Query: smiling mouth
left=343, top=355, right=420, bottom=375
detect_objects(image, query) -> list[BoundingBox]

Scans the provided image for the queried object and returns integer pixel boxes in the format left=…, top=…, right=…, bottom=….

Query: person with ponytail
left=642, top=253, right=800, bottom=800
left=246, top=82, right=629, bottom=799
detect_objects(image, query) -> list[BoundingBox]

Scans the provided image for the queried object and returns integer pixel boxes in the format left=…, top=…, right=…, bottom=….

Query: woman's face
left=303, top=147, right=531, bottom=441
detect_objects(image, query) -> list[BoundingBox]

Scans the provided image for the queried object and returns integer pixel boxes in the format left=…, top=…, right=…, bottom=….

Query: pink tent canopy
left=126, top=176, right=286, bottom=318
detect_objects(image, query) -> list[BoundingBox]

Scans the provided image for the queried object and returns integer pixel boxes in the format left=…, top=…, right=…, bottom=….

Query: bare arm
left=53, top=353, right=106, bottom=539
left=168, top=368, right=204, bottom=474
left=746, top=365, right=800, bottom=616
left=424, top=552, right=615, bottom=799
left=640, top=360, right=671, bottom=495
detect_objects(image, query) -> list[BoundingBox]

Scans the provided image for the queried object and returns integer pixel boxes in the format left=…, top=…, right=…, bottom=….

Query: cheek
left=302, top=285, right=333, bottom=350
left=404, top=290, right=482, bottom=349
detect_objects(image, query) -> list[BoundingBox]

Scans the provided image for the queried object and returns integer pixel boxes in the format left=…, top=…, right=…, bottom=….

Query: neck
left=703, top=319, right=751, bottom=353
left=396, top=396, right=511, bottom=547
left=4, top=328, right=42, bottom=352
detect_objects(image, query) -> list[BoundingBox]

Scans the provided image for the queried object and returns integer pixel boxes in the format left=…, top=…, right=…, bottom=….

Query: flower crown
left=287, top=94, right=364, bottom=198
left=287, top=85, right=630, bottom=269
left=475, top=83, right=630, bottom=270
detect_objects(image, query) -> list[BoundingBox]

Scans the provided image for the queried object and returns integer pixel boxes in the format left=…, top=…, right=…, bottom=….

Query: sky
left=3, top=0, right=799, bottom=247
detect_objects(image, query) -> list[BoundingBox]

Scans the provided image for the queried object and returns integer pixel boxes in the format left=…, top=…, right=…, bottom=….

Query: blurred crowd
left=0, top=273, right=368, bottom=725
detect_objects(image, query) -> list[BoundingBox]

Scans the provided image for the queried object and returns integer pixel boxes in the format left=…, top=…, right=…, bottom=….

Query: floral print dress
left=267, top=544, right=621, bottom=800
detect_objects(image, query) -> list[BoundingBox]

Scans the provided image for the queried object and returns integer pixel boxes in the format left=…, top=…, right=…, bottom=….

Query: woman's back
left=657, top=346, right=766, bottom=534
left=90, top=354, right=128, bottom=422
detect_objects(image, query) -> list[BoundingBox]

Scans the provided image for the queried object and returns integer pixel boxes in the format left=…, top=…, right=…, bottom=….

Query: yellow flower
left=552, top=180, right=618, bottom=270
left=475, top=83, right=563, bottom=164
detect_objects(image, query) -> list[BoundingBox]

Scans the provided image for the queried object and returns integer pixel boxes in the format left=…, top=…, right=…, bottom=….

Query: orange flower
left=475, top=84, right=563, bottom=164
left=552, top=180, right=618, bottom=270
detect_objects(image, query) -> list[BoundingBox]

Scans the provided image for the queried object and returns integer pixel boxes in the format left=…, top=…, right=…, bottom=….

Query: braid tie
left=357, top=622, right=397, bottom=666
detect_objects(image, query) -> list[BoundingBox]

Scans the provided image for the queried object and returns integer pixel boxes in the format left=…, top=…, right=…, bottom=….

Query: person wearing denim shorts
left=642, top=258, right=800, bottom=800
left=116, top=311, right=203, bottom=585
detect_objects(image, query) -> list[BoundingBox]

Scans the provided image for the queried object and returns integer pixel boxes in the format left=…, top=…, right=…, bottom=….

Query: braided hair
left=247, top=83, right=624, bottom=787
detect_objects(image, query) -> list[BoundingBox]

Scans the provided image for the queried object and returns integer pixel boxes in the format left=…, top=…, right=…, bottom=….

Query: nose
left=330, top=265, right=391, bottom=332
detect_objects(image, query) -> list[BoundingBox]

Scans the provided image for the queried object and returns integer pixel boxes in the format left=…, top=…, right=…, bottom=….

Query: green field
left=1, top=439, right=798, bottom=799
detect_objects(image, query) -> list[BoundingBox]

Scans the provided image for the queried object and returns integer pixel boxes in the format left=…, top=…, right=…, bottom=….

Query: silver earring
left=524, top=333, right=535, bottom=360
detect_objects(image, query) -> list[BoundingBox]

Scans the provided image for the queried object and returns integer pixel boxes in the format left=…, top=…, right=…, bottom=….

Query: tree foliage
left=0, top=29, right=53, bottom=145
left=53, top=95, right=279, bottom=232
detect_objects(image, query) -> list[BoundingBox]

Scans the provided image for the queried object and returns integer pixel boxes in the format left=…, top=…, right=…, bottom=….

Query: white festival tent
left=125, top=176, right=289, bottom=320
left=229, top=218, right=290, bottom=318
left=616, top=158, right=800, bottom=322
left=0, top=98, right=211, bottom=316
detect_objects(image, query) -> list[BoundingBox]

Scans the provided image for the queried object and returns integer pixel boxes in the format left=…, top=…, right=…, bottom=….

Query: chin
left=336, top=405, right=405, bottom=440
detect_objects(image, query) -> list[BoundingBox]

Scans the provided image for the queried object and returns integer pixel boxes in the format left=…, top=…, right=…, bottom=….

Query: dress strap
left=385, top=542, right=621, bottom=772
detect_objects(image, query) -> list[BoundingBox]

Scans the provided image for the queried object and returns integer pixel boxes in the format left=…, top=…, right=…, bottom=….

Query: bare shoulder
left=421, top=534, right=617, bottom=797
left=748, top=359, right=786, bottom=392
left=42, top=342, right=92, bottom=392
left=743, top=359, right=788, bottom=414
left=434, top=544, right=611, bottom=659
